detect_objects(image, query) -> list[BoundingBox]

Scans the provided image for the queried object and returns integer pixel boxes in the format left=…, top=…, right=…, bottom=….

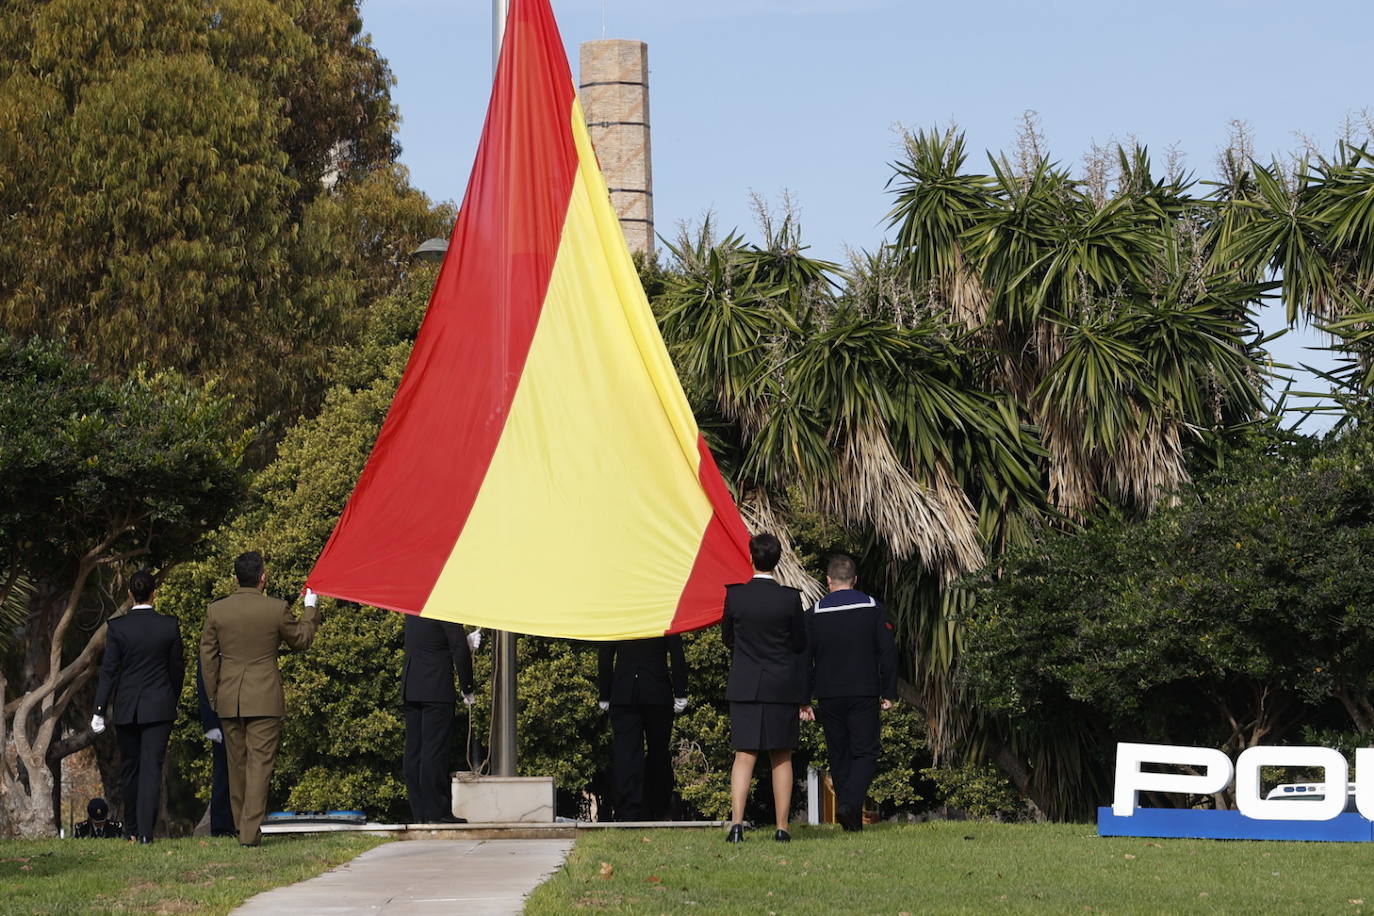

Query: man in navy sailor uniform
left=801, top=553, right=898, bottom=832
left=196, top=661, right=235, bottom=837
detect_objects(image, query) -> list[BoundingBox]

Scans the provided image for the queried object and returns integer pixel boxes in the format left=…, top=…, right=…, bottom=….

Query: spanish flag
left=305, top=0, right=751, bottom=639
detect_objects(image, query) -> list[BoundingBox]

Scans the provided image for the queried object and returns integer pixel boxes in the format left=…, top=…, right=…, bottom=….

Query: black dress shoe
left=138, top=836, right=153, bottom=845
left=725, top=823, right=744, bottom=843
left=774, top=829, right=791, bottom=843
left=433, top=815, right=468, bottom=824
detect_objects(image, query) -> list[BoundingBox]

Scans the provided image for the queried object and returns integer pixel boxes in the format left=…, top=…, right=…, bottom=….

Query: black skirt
left=729, top=701, right=799, bottom=751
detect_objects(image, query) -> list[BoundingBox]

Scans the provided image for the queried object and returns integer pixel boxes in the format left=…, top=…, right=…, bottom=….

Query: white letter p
left=1113, top=742, right=1233, bottom=817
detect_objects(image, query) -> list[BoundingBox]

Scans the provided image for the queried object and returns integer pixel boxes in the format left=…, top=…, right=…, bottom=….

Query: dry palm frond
left=947, top=256, right=990, bottom=330
left=1107, top=412, right=1187, bottom=510
left=1040, top=403, right=1189, bottom=517
left=726, top=391, right=769, bottom=441
left=1039, top=408, right=1100, bottom=519
left=816, top=424, right=983, bottom=582
left=983, top=313, right=1064, bottom=404
left=738, top=488, right=824, bottom=604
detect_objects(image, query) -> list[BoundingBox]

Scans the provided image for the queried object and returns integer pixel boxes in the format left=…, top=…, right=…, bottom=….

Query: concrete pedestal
left=452, top=773, right=555, bottom=823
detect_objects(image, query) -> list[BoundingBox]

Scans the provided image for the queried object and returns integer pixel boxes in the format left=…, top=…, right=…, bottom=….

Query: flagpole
left=492, top=0, right=508, bottom=73
left=489, top=0, right=519, bottom=781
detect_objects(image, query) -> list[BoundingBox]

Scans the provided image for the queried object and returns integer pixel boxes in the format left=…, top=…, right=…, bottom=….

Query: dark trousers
left=404, top=701, right=456, bottom=822
left=114, top=719, right=173, bottom=839
left=209, top=737, right=235, bottom=836
left=609, top=703, right=673, bottom=821
left=817, top=695, right=880, bottom=814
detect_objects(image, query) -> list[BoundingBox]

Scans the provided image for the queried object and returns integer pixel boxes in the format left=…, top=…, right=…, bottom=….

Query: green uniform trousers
left=221, top=715, right=282, bottom=846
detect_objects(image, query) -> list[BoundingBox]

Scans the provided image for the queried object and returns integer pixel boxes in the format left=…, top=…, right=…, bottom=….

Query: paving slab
left=230, top=838, right=573, bottom=916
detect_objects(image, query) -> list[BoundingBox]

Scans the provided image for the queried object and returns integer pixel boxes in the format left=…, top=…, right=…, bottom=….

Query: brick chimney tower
left=578, top=40, right=654, bottom=258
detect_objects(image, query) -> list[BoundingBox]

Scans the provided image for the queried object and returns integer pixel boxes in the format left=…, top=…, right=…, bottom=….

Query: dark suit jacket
left=94, top=606, right=185, bottom=725
left=598, top=636, right=687, bottom=706
left=402, top=615, right=475, bottom=703
left=722, top=576, right=807, bottom=703
left=805, top=588, right=899, bottom=700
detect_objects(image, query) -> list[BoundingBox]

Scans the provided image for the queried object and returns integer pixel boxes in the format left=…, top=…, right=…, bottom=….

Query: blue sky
left=359, top=0, right=1373, bottom=427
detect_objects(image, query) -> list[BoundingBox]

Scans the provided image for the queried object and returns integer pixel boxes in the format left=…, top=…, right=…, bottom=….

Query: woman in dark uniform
left=721, top=533, right=807, bottom=842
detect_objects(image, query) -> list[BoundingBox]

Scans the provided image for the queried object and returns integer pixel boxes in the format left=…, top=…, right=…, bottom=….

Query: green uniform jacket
left=199, top=587, right=322, bottom=717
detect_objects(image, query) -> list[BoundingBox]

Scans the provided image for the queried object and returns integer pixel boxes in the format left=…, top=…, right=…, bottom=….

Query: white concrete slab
left=230, top=839, right=572, bottom=916
left=453, top=774, right=555, bottom=823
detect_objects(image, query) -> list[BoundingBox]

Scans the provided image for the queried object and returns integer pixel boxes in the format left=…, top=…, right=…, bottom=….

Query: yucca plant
left=881, top=127, right=1272, bottom=816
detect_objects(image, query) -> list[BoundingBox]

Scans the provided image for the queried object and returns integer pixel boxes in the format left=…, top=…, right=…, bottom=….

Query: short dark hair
left=128, top=569, right=156, bottom=603
left=826, top=554, right=858, bottom=583
left=234, top=551, right=265, bottom=587
left=87, top=797, right=108, bottom=820
left=749, top=533, right=782, bottom=572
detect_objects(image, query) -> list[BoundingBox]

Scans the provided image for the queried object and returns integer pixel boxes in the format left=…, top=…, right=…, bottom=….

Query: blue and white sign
left=1097, top=742, right=1374, bottom=842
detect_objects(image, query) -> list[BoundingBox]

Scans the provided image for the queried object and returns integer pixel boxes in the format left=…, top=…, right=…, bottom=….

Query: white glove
left=303, top=588, right=318, bottom=608
left=673, top=697, right=688, bottom=714
left=597, top=700, right=609, bottom=712
left=90, top=715, right=105, bottom=735
left=462, top=692, right=475, bottom=706
left=467, top=629, right=483, bottom=651
left=204, top=728, right=223, bottom=743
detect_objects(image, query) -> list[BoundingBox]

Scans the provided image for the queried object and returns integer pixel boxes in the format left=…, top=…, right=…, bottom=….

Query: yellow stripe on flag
left=421, top=98, right=713, bottom=639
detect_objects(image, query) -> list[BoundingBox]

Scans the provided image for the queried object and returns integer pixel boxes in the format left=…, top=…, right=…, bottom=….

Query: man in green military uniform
left=199, top=551, right=322, bottom=847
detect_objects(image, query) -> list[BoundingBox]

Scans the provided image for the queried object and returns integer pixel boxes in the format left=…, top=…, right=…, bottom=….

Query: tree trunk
left=1, top=594, right=108, bottom=837
left=2, top=752, right=57, bottom=838
left=988, top=740, right=1048, bottom=821
left=1, top=523, right=150, bottom=836
left=91, top=732, right=124, bottom=824
left=1335, top=687, right=1374, bottom=735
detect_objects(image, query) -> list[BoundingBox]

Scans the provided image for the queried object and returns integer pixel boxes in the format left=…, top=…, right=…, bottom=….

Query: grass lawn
left=0, top=833, right=387, bottom=915
left=525, top=820, right=1374, bottom=914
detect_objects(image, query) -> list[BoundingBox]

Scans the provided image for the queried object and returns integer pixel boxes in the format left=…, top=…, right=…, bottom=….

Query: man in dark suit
left=800, top=553, right=899, bottom=832
left=196, top=662, right=235, bottom=837
left=199, top=551, right=321, bottom=847
left=91, top=569, right=185, bottom=843
left=402, top=615, right=476, bottom=823
left=597, top=636, right=688, bottom=821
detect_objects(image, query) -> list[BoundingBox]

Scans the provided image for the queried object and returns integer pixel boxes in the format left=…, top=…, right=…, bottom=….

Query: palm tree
left=655, top=204, right=1052, bottom=798
left=656, top=209, right=1039, bottom=595
left=881, top=129, right=1270, bottom=816
left=1211, top=141, right=1374, bottom=411
left=653, top=126, right=1272, bottom=816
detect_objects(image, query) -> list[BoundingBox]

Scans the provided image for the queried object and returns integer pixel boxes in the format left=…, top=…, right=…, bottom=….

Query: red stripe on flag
left=307, top=0, right=578, bottom=612
left=665, top=436, right=753, bottom=633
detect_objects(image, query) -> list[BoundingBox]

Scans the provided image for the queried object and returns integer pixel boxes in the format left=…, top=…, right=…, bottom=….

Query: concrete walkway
left=231, top=839, right=573, bottom=915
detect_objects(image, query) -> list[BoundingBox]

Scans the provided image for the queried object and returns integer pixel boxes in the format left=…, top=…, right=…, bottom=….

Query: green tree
left=0, top=0, right=437, bottom=427
left=962, top=421, right=1374, bottom=814
left=0, top=337, right=245, bottom=837
left=156, top=266, right=426, bottom=822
